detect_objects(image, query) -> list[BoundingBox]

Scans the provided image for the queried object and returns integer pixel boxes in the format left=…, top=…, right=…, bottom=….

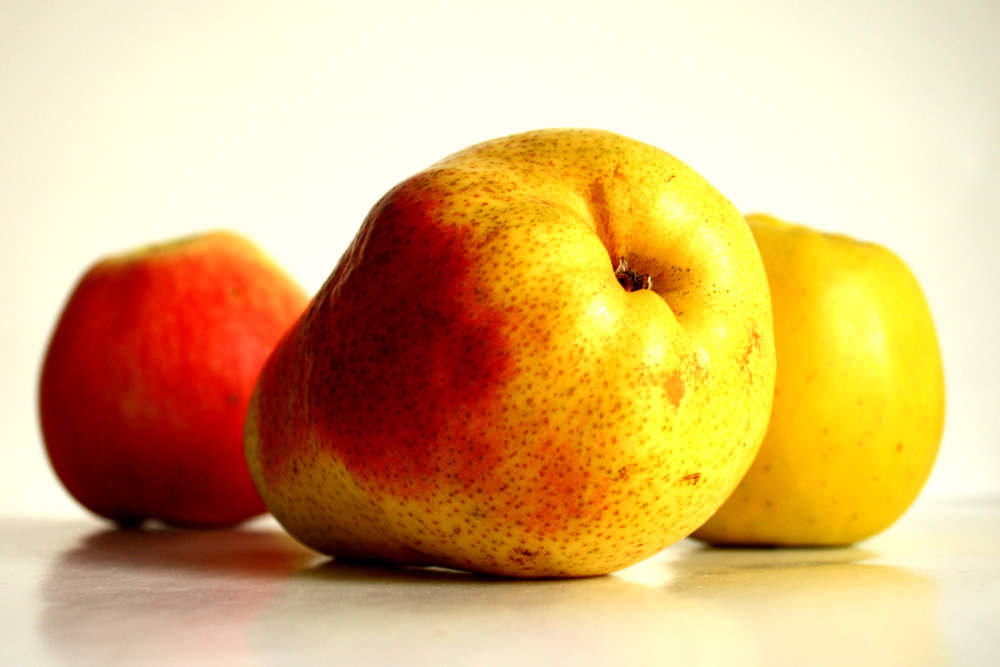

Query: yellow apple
left=245, top=129, right=776, bottom=577
left=693, top=213, right=945, bottom=546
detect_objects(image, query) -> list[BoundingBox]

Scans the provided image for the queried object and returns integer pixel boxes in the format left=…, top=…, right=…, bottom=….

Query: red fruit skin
left=39, top=231, right=309, bottom=528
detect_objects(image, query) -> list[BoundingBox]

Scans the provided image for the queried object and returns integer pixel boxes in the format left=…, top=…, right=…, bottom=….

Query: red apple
left=39, top=231, right=308, bottom=527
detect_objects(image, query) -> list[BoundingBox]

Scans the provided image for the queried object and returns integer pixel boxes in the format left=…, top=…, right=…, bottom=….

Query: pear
left=245, top=129, right=775, bottom=576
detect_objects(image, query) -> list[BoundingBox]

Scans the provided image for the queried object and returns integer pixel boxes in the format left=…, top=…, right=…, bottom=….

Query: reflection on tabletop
left=36, top=518, right=949, bottom=666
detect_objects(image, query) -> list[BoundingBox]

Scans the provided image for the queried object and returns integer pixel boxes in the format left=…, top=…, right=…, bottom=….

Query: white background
left=2, top=0, right=997, bottom=518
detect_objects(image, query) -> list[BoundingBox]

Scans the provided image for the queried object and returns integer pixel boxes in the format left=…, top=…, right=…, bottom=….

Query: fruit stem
left=615, top=257, right=652, bottom=292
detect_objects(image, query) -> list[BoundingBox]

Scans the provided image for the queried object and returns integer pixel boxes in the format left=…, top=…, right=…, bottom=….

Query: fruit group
left=245, top=129, right=775, bottom=577
left=39, top=231, right=309, bottom=527
left=693, top=213, right=945, bottom=546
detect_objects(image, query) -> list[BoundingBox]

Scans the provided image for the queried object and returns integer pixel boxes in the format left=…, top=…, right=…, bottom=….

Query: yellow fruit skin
left=245, top=129, right=775, bottom=577
left=693, top=213, right=945, bottom=546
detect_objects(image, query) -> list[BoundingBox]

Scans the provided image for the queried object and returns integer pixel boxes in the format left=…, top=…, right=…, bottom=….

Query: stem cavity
left=615, top=257, right=653, bottom=292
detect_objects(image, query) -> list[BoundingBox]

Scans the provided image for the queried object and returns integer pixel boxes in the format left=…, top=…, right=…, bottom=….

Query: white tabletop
left=2, top=496, right=997, bottom=666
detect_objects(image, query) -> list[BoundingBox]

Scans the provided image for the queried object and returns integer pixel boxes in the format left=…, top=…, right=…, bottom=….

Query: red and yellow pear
left=245, top=129, right=776, bottom=576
